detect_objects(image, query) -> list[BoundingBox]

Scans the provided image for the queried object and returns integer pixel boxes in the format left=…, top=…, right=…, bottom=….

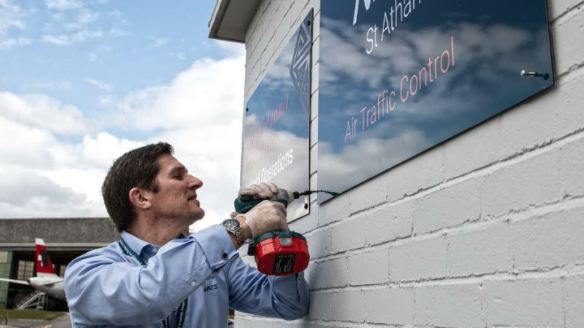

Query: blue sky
left=0, top=0, right=246, bottom=231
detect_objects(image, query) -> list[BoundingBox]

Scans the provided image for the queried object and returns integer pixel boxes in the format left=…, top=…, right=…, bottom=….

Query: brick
left=289, top=202, right=318, bottom=233
left=348, top=248, right=390, bottom=285
left=389, top=235, right=448, bottom=281
left=274, top=9, right=292, bottom=50
left=553, top=6, right=584, bottom=75
left=318, top=191, right=350, bottom=226
left=260, top=39, right=276, bottom=73
left=237, top=320, right=292, bottom=328
left=386, top=146, right=445, bottom=202
left=309, top=256, right=348, bottom=289
left=444, top=117, right=501, bottom=179
left=560, top=134, right=584, bottom=197
left=330, top=289, right=366, bottom=322
left=349, top=173, right=389, bottom=213
left=448, top=222, right=512, bottom=277
left=364, top=200, right=413, bottom=246
left=415, top=283, right=483, bottom=327
left=330, top=216, right=367, bottom=254
left=310, top=118, right=318, bottom=148
left=565, top=274, right=584, bottom=328
left=311, top=62, right=319, bottom=94
left=550, top=0, right=583, bottom=20
left=481, top=149, right=562, bottom=218
left=305, top=227, right=330, bottom=259
left=485, top=278, right=563, bottom=326
left=309, top=142, right=317, bottom=176
left=500, top=63, right=584, bottom=160
left=312, top=11, right=320, bottom=44
left=366, top=287, right=414, bottom=324
left=414, top=177, right=481, bottom=234
left=513, top=205, right=584, bottom=270
left=312, top=36, right=320, bottom=68
left=307, top=291, right=331, bottom=320
left=289, top=0, right=310, bottom=26
left=309, top=173, right=317, bottom=202
left=310, top=89, right=318, bottom=121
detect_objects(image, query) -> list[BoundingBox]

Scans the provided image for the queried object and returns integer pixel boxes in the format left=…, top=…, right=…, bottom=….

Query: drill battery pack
left=247, top=231, right=310, bottom=276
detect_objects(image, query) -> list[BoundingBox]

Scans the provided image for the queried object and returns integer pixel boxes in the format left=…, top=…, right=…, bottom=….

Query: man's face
left=148, top=154, right=205, bottom=225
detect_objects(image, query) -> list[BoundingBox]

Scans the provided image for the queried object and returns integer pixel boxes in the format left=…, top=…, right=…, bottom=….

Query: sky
left=0, top=0, right=246, bottom=232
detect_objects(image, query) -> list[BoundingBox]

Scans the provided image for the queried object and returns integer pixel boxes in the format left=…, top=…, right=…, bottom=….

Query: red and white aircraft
left=0, top=238, right=66, bottom=301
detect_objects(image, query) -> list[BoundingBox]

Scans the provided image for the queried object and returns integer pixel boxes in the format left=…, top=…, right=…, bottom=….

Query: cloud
left=86, top=77, right=112, bottom=92
left=0, top=49, right=248, bottom=232
left=0, top=92, right=88, bottom=135
left=43, top=29, right=103, bottom=45
left=151, top=37, right=168, bottom=48
left=45, top=0, right=83, bottom=11
left=87, top=52, right=98, bottom=61
left=65, top=9, right=99, bottom=30
left=110, top=28, right=129, bottom=37
left=0, top=37, right=30, bottom=49
left=0, top=0, right=29, bottom=35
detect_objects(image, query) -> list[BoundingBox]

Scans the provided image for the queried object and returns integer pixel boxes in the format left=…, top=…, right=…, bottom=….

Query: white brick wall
left=237, top=0, right=584, bottom=327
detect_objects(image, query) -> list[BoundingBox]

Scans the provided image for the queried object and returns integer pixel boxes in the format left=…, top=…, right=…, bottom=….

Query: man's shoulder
left=70, top=241, right=126, bottom=265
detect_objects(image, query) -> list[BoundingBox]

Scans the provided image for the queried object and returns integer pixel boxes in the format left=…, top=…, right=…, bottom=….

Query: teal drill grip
left=234, top=193, right=290, bottom=214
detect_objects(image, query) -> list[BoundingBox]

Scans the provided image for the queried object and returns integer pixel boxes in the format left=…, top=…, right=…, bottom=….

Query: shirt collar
left=121, top=231, right=155, bottom=259
left=120, top=231, right=186, bottom=261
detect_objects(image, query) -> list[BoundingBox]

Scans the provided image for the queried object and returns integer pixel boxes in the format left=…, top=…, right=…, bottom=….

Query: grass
left=0, top=309, right=65, bottom=320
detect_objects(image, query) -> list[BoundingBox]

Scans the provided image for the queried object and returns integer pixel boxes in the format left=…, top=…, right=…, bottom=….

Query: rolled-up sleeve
left=65, top=225, right=237, bottom=326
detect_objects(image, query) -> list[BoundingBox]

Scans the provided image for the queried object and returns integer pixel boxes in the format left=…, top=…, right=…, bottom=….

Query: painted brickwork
left=239, top=0, right=584, bottom=327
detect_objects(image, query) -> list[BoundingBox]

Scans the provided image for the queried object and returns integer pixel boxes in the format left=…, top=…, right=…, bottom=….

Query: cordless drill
left=234, top=189, right=310, bottom=276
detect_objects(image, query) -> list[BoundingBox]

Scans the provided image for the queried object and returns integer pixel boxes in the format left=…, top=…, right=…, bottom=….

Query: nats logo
left=203, top=284, right=218, bottom=292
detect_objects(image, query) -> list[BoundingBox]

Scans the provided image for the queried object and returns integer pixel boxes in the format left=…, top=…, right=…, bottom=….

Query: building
left=0, top=218, right=119, bottom=309
left=209, top=0, right=584, bottom=327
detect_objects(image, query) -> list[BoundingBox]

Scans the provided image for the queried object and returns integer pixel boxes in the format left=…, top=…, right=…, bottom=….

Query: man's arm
left=65, top=226, right=238, bottom=326
left=226, top=255, right=310, bottom=320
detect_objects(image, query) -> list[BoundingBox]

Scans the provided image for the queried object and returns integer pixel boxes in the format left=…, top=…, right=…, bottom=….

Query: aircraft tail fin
left=35, top=238, right=57, bottom=277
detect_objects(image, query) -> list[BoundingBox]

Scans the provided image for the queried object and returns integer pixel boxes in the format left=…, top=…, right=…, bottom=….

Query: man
left=65, top=142, right=310, bottom=327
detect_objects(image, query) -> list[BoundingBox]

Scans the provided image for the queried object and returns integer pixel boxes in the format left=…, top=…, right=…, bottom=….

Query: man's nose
left=187, top=175, right=203, bottom=189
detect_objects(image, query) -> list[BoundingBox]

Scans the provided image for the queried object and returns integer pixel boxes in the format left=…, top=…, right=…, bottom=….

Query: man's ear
left=129, top=187, right=152, bottom=210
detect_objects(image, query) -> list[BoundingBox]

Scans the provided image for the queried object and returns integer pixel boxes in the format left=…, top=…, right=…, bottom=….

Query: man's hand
left=238, top=182, right=279, bottom=199
left=237, top=200, right=287, bottom=239
left=232, top=183, right=288, bottom=239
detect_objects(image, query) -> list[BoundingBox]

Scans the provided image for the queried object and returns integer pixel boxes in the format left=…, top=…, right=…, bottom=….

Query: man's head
left=102, top=142, right=204, bottom=232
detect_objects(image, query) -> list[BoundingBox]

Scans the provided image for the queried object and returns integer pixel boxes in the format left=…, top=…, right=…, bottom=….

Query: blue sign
left=318, top=0, right=554, bottom=202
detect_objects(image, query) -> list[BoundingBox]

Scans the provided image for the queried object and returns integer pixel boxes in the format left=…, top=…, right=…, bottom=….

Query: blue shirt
left=65, top=225, right=310, bottom=327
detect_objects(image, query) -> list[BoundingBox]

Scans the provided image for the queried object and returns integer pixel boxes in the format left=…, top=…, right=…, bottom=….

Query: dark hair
left=102, top=142, right=174, bottom=232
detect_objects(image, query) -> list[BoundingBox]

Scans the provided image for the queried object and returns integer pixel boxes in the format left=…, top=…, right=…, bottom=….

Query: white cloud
left=151, top=37, right=168, bottom=48
left=0, top=37, right=30, bottom=49
left=110, top=28, right=129, bottom=37
left=0, top=51, right=247, bottom=232
left=0, top=92, right=88, bottom=135
left=86, top=77, right=112, bottom=92
left=45, top=0, right=83, bottom=11
left=65, top=9, right=99, bottom=30
left=43, top=29, right=103, bottom=45
left=0, top=0, right=29, bottom=35
left=42, top=34, right=70, bottom=45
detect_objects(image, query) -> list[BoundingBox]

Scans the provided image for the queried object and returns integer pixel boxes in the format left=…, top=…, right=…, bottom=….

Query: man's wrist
left=234, top=215, right=252, bottom=240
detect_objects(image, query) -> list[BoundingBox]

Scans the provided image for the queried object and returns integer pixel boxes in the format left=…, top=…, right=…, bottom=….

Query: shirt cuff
left=194, top=225, right=238, bottom=269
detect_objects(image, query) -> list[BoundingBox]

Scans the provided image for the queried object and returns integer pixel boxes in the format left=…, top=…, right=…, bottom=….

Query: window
left=17, top=261, right=34, bottom=281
